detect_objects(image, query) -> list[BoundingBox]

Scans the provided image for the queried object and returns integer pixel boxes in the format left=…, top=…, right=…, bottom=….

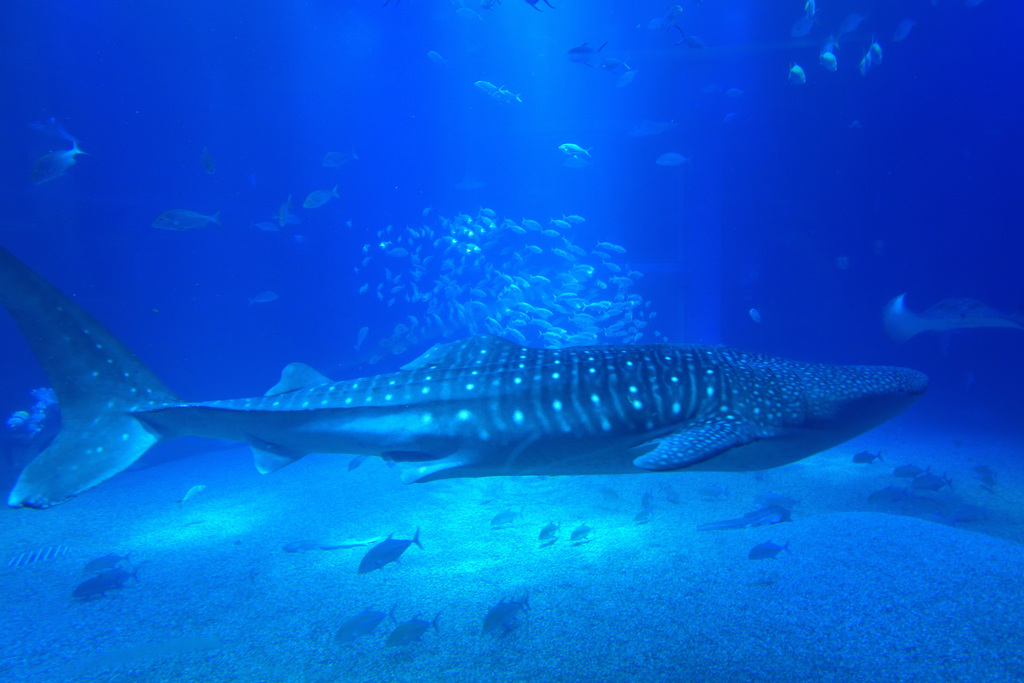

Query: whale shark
left=0, top=247, right=928, bottom=509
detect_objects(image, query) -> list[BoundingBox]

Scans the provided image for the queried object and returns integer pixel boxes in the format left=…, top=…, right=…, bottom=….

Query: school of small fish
left=354, top=208, right=659, bottom=361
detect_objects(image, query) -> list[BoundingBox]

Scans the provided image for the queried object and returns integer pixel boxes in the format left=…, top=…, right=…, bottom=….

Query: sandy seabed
left=1, top=414, right=1022, bottom=683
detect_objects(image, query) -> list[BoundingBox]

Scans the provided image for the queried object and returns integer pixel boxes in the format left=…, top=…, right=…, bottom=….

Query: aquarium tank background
left=1, top=1, right=1022, bottom=681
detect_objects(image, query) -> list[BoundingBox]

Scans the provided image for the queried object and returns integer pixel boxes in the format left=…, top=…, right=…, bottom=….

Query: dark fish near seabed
left=73, top=567, right=136, bottom=600
left=867, top=486, right=911, bottom=504
left=853, top=450, right=883, bottom=464
left=699, top=505, right=792, bottom=531
left=538, top=522, right=559, bottom=541
left=357, top=529, right=422, bottom=573
left=974, top=465, right=997, bottom=490
left=660, top=483, right=680, bottom=504
left=491, top=508, right=522, bottom=528
left=912, top=472, right=953, bottom=492
left=334, top=608, right=390, bottom=644
left=641, top=491, right=655, bottom=511
left=893, top=464, right=926, bottom=479
left=634, top=508, right=651, bottom=525
left=600, top=486, right=620, bottom=502
left=749, top=540, right=790, bottom=560
left=385, top=613, right=440, bottom=647
left=482, top=593, right=529, bottom=636
left=83, top=552, right=129, bottom=574
left=570, top=523, right=592, bottom=543
left=348, top=454, right=368, bottom=471
left=698, top=484, right=728, bottom=501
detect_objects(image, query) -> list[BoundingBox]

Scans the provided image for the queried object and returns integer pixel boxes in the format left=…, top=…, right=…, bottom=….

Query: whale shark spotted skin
left=0, top=247, right=928, bottom=509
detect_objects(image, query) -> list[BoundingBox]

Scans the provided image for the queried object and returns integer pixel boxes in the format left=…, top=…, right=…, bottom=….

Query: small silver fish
left=176, top=484, right=206, bottom=504
left=748, top=540, right=790, bottom=560
left=152, top=210, right=221, bottom=231
left=248, top=291, right=279, bottom=305
left=32, top=138, right=86, bottom=184
left=303, top=186, right=339, bottom=209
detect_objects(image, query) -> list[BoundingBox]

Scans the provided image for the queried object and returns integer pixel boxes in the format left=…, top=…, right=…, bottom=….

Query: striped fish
left=7, top=545, right=70, bottom=568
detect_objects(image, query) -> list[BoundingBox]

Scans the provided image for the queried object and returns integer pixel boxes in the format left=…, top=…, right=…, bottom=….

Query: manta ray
left=0, top=247, right=927, bottom=509
left=883, top=293, right=1024, bottom=343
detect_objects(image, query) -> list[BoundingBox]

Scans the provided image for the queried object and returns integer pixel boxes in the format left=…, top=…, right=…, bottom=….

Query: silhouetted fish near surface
left=386, top=613, right=439, bottom=647
left=334, top=608, right=390, bottom=644
left=73, top=567, right=136, bottom=600
left=83, top=552, right=129, bottom=574
left=749, top=541, right=790, bottom=560
left=482, top=593, right=529, bottom=636
left=524, top=0, right=554, bottom=12
left=0, top=247, right=927, bottom=509
left=699, top=506, right=792, bottom=531
left=853, top=450, right=883, bottom=464
left=357, top=529, right=421, bottom=573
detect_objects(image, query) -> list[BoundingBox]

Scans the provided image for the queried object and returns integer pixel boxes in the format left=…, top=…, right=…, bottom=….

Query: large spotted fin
left=0, top=248, right=178, bottom=508
left=632, top=417, right=772, bottom=471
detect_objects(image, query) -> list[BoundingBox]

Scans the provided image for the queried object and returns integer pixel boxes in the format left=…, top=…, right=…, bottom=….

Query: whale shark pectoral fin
left=632, top=418, right=764, bottom=471
left=398, top=456, right=469, bottom=484
left=248, top=435, right=309, bottom=474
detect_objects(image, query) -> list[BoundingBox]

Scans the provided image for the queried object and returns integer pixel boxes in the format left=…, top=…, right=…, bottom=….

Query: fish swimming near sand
left=385, top=613, right=439, bottom=647
left=73, top=567, right=136, bottom=600
left=334, top=607, right=390, bottom=644
left=0, top=247, right=926, bottom=509
left=883, top=293, right=1024, bottom=343
left=357, top=529, right=421, bottom=573
left=699, top=505, right=792, bottom=531
left=482, top=593, right=529, bottom=636
left=83, top=552, right=129, bottom=574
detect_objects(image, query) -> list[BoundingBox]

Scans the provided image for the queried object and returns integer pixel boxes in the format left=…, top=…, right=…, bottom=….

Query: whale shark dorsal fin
left=265, top=362, right=332, bottom=396
left=632, top=418, right=764, bottom=471
left=400, top=335, right=524, bottom=371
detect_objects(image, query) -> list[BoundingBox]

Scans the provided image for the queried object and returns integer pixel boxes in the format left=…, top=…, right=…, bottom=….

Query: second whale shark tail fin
left=0, top=248, right=179, bottom=508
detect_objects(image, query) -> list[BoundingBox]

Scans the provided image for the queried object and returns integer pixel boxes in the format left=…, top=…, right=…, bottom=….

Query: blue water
left=1, top=1, right=1022, bottom=680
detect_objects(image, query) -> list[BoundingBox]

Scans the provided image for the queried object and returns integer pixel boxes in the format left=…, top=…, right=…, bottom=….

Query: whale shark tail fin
left=0, top=248, right=178, bottom=508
